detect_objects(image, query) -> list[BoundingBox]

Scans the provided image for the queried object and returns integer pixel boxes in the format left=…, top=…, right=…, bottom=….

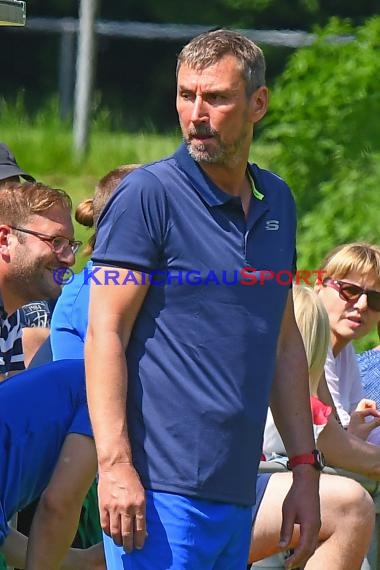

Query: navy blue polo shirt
left=92, top=144, right=296, bottom=506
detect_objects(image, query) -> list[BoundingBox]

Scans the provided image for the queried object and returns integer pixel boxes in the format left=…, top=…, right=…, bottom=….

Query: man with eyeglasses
left=315, top=242, right=380, bottom=435
left=0, top=179, right=80, bottom=381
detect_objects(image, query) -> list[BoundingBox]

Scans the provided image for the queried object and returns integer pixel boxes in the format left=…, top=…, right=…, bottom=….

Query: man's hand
left=279, top=467, right=321, bottom=570
left=348, top=399, right=380, bottom=441
left=98, top=462, right=146, bottom=553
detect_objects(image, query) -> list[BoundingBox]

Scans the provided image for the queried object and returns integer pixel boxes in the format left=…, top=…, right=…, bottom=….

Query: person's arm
left=25, top=434, right=98, bottom=570
left=22, top=327, right=50, bottom=367
left=1, top=529, right=104, bottom=570
left=85, top=268, right=150, bottom=553
left=270, top=290, right=321, bottom=570
left=318, top=412, right=380, bottom=479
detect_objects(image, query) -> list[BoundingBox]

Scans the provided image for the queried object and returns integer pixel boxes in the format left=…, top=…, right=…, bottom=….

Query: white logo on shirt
left=265, top=220, right=280, bottom=231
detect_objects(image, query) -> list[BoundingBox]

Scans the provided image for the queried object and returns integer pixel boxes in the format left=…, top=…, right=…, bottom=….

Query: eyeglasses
left=10, top=226, right=82, bottom=255
left=323, top=277, right=380, bottom=312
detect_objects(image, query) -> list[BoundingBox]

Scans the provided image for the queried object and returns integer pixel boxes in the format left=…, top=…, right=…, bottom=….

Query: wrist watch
left=287, top=449, right=325, bottom=471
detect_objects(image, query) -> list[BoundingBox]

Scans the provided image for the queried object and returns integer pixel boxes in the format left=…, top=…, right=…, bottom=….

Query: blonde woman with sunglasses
left=254, top=285, right=380, bottom=570
left=315, top=243, right=380, bottom=436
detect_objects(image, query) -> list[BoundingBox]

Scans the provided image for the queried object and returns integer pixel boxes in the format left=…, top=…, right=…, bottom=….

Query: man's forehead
left=177, top=58, right=244, bottom=90
left=27, top=209, right=74, bottom=233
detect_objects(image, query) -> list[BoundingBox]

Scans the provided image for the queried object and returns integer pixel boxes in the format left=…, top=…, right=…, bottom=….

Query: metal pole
left=58, top=26, right=76, bottom=121
left=73, top=0, right=98, bottom=157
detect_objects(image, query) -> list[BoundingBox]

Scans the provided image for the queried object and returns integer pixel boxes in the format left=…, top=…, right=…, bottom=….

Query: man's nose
left=191, top=95, right=208, bottom=122
left=56, top=247, right=76, bottom=267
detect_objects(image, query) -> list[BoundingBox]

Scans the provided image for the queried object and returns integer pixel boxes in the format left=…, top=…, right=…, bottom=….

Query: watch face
left=287, top=450, right=326, bottom=471
left=313, top=449, right=325, bottom=470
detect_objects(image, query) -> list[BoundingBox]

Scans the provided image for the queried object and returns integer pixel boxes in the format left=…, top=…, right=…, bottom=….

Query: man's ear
left=0, top=225, right=12, bottom=256
left=249, top=86, right=268, bottom=124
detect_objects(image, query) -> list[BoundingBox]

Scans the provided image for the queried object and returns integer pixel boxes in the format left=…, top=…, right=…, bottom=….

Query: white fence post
left=73, top=0, right=98, bottom=157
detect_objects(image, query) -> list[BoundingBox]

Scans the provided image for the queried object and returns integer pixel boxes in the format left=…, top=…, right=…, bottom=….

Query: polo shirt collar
left=174, top=144, right=230, bottom=206
left=173, top=144, right=268, bottom=214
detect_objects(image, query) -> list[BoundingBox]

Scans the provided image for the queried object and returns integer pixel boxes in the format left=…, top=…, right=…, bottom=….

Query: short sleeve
left=92, top=168, right=169, bottom=272
left=19, top=301, right=51, bottom=328
left=68, top=403, right=93, bottom=438
left=310, top=395, right=332, bottom=441
left=51, top=272, right=89, bottom=361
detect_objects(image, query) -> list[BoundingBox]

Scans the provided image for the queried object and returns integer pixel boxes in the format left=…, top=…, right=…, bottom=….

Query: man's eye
left=208, top=94, right=226, bottom=103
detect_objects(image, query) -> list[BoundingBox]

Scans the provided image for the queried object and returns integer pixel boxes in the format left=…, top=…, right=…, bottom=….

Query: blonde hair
left=75, top=164, right=141, bottom=255
left=319, top=242, right=380, bottom=285
left=293, top=285, right=330, bottom=395
left=0, top=181, right=72, bottom=226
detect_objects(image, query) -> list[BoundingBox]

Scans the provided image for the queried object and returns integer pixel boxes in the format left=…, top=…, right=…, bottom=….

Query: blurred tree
left=260, top=17, right=380, bottom=271
left=25, top=0, right=379, bottom=28
left=2, top=1, right=379, bottom=129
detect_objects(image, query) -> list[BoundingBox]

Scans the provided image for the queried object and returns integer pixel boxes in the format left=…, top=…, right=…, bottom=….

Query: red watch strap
left=287, top=452, right=315, bottom=469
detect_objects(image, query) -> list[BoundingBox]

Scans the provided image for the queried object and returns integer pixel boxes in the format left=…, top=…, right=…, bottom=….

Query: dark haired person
left=86, top=29, right=320, bottom=570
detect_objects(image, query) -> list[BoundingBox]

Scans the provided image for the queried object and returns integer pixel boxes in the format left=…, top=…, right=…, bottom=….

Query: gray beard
left=186, top=140, right=223, bottom=164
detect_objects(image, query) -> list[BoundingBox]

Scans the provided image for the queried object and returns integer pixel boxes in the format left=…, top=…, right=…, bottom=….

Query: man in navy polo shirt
left=85, top=29, right=321, bottom=570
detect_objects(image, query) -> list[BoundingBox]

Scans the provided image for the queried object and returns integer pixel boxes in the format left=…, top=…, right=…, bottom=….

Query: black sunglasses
left=10, top=226, right=82, bottom=255
left=323, top=277, right=380, bottom=312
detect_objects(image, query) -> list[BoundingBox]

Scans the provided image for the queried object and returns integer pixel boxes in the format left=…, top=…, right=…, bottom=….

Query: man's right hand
left=98, top=462, right=146, bottom=553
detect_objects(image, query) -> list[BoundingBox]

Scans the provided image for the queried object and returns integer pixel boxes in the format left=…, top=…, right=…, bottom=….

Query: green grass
left=1, top=96, right=273, bottom=270
left=1, top=97, right=378, bottom=352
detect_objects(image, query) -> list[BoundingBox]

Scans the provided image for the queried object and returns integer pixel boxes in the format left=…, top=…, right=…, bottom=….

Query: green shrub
left=263, top=16, right=380, bottom=208
left=260, top=17, right=380, bottom=350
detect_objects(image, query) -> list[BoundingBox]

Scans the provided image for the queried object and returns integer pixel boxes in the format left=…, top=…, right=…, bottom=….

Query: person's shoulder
left=109, top=155, right=177, bottom=205
left=357, top=348, right=380, bottom=372
left=249, top=163, right=295, bottom=211
left=19, top=300, right=51, bottom=328
left=123, top=152, right=177, bottom=183
left=138, top=153, right=183, bottom=190
left=249, top=163, right=293, bottom=193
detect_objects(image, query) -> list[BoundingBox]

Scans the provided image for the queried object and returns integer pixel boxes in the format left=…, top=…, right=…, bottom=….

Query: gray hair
left=176, top=29, right=266, bottom=97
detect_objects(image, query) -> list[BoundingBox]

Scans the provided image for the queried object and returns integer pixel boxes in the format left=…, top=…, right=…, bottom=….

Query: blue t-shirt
left=92, top=144, right=297, bottom=506
left=357, top=349, right=380, bottom=409
left=0, top=359, right=91, bottom=544
left=50, top=262, right=91, bottom=360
